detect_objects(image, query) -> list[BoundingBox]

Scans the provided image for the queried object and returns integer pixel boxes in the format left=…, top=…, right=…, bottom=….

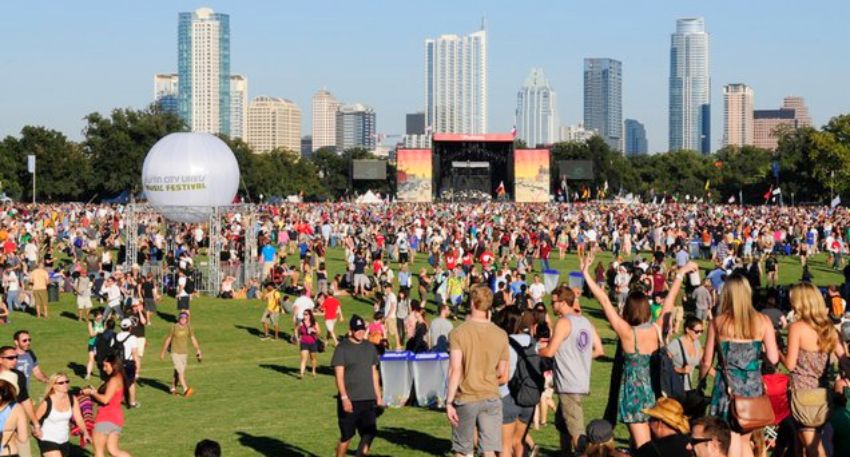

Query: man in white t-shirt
left=528, top=274, right=546, bottom=305
left=100, top=276, right=123, bottom=321
left=291, top=289, right=315, bottom=338
left=117, top=318, right=141, bottom=407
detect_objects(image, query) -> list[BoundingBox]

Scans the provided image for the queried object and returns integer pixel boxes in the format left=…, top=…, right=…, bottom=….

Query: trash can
left=543, top=269, right=560, bottom=294
left=689, top=240, right=700, bottom=259
left=568, top=271, right=584, bottom=290
left=410, top=352, right=449, bottom=408
left=47, top=283, right=60, bottom=302
left=379, top=351, right=413, bottom=407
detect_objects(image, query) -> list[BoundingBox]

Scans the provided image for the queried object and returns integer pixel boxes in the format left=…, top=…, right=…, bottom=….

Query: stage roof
left=432, top=133, right=515, bottom=142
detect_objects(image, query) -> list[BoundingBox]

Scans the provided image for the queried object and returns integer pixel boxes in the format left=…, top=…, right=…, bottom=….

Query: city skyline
left=2, top=1, right=848, bottom=153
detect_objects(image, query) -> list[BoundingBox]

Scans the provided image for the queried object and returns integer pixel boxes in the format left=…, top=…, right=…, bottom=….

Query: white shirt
left=102, top=284, right=122, bottom=307
left=293, top=296, right=315, bottom=320
left=529, top=282, right=546, bottom=302
left=3, top=271, right=19, bottom=292
left=177, top=276, right=188, bottom=297
left=24, top=243, right=38, bottom=262
left=116, top=331, right=138, bottom=361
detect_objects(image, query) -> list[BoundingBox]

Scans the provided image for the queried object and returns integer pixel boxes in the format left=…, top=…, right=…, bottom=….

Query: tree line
left=2, top=105, right=849, bottom=204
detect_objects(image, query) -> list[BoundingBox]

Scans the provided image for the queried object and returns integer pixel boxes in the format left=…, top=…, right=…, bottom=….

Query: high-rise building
left=153, top=73, right=179, bottom=114
left=753, top=109, right=796, bottom=151
left=559, top=123, right=597, bottom=143
left=177, top=7, right=231, bottom=135
left=782, top=96, right=812, bottom=127
left=669, top=17, right=710, bottom=153
left=229, top=75, right=248, bottom=139
left=406, top=112, right=426, bottom=135
left=425, top=26, right=487, bottom=134
left=583, top=58, right=622, bottom=151
left=336, top=104, right=376, bottom=153
left=723, top=83, right=754, bottom=147
left=624, top=119, right=648, bottom=155
left=311, top=89, right=340, bottom=152
left=301, top=135, right=313, bottom=158
left=246, top=96, right=301, bottom=155
left=516, top=68, right=559, bottom=147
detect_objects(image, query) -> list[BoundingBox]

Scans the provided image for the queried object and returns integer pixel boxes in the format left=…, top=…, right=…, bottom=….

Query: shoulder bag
left=716, top=331, right=775, bottom=433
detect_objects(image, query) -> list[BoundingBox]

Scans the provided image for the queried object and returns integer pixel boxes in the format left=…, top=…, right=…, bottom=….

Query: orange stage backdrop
left=514, top=149, right=550, bottom=203
left=396, top=149, right=433, bottom=202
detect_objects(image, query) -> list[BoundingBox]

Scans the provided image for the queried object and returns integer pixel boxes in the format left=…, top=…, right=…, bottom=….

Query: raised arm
left=662, top=262, right=699, bottom=317
left=581, top=251, right=629, bottom=336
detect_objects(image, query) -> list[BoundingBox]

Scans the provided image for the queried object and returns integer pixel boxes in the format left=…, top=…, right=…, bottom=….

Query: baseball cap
left=586, top=419, right=614, bottom=444
left=349, top=314, right=367, bottom=332
left=120, top=318, right=133, bottom=329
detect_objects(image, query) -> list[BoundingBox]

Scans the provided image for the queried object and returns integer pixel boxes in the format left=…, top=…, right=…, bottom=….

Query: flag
left=831, top=196, right=841, bottom=208
left=603, top=180, right=609, bottom=191
left=652, top=196, right=658, bottom=205
left=685, top=195, right=691, bottom=201
left=728, top=196, right=736, bottom=204
left=763, top=186, right=773, bottom=201
left=511, top=125, right=517, bottom=138
left=772, top=187, right=782, bottom=196
left=704, top=180, right=710, bottom=191
left=581, top=186, right=590, bottom=199
left=714, top=160, right=723, bottom=168
left=496, top=181, right=506, bottom=197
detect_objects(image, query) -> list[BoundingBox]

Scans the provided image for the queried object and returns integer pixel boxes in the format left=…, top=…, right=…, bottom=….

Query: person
left=580, top=419, right=628, bottom=457
left=496, top=308, right=536, bottom=457
left=635, top=397, right=690, bottom=457
left=687, top=416, right=731, bottom=457
left=3, top=269, right=21, bottom=312
left=582, top=252, right=698, bottom=448
left=100, top=277, right=123, bottom=321
left=0, top=379, right=28, bottom=457
left=667, top=316, right=704, bottom=391
left=259, top=283, right=282, bottom=341
left=74, top=271, right=93, bottom=321
left=194, top=439, right=221, bottom=457
left=693, top=278, right=714, bottom=322
left=428, top=304, right=453, bottom=352
left=176, top=270, right=191, bottom=316
left=139, top=273, right=158, bottom=325
left=445, top=284, right=509, bottom=457
left=298, top=309, right=320, bottom=379
left=82, top=354, right=132, bottom=457
left=331, top=315, right=383, bottom=457
left=700, top=274, right=780, bottom=457
left=35, top=372, right=91, bottom=456
left=765, top=252, right=779, bottom=288
left=13, top=331, right=49, bottom=384
left=528, top=275, right=546, bottom=306
left=781, top=282, right=846, bottom=457
left=0, top=346, right=39, bottom=457
left=291, top=289, right=315, bottom=340
left=381, top=283, right=400, bottom=349
left=538, top=285, right=604, bottom=456
left=30, top=263, right=50, bottom=319
left=159, top=312, right=201, bottom=397
left=86, top=309, right=106, bottom=380
left=115, top=319, right=140, bottom=408
left=322, top=292, right=343, bottom=346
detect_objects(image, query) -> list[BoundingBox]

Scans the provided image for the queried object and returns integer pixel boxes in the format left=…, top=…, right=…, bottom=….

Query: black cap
left=349, top=314, right=367, bottom=332
left=586, top=419, right=613, bottom=444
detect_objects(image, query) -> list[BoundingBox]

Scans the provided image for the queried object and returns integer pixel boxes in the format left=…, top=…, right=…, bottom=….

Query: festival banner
left=396, top=149, right=433, bottom=202
left=514, top=149, right=550, bottom=203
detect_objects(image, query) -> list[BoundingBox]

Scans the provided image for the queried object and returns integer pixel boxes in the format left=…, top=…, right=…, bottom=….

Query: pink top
left=95, top=382, right=124, bottom=426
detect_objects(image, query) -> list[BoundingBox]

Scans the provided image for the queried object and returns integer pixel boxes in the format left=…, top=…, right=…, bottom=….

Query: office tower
left=753, top=109, right=797, bottom=151
left=669, top=17, right=710, bottom=153
left=425, top=26, right=487, bottom=133
left=406, top=112, right=426, bottom=135
left=153, top=73, right=179, bottom=114
left=723, top=84, right=754, bottom=147
left=229, top=75, right=248, bottom=139
left=311, top=89, right=340, bottom=152
left=516, top=68, right=559, bottom=147
left=559, top=123, right=597, bottom=143
left=301, top=136, right=313, bottom=158
left=583, top=58, right=622, bottom=151
left=246, top=96, right=301, bottom=155
left=782, top=96, right=812, bottom=127
left=624, top=119, right=648, bottom=155
left=336, top=104, right=376, bottom=153
left=177, top=7, right=231, bottom=135
left=403, top=134, right=431, bottom=149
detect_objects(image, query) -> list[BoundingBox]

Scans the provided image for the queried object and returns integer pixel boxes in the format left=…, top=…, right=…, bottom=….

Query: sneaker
left=130, top=402, right=141, bottom=408
left=170, top=387, right=178, bottom=396
left=184, top=387, right=194, bottom=398
left=260, top=335, right=270, bottom=341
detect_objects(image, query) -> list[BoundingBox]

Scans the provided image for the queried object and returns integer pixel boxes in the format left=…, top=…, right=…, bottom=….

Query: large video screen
left=352, top=160, right=387, bottom=180
left=515, top=149, right=550, bottom=203
left=557, top=160, right=594, bottom=180
left=396, top=149, right=432, bottom=202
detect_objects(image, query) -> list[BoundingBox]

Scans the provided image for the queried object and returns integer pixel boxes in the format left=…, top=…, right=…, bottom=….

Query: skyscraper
left=153, top=73, right=179, bottom=114
left=336, top=104, right=376, bottom=153
left=311, top=89, right=340, bottom=152
left=669, top=17, right=710, bottom=153
left=583, top=58, right=622, bottom=151
left=516, top=68, right=558, bottom=147
left=723, top=83, right=754, bottom=147
left=246, top=96, right=301, bottom=155
left=406, top=112, right=425, bottom=135
left=782, top=96, right=812, bottom=127
left=177, top=7, right=231, bottom=135
left=624, top=119, right=648, bottom=155
left=753, top=109, right=796, bottom=151
left=425, top=26, right=487, bottom=134
left=229, top=75, right=248, bottom=139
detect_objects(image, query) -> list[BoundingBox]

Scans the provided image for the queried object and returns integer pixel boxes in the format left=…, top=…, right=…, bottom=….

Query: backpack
left=93, top=330, right=117, bottom=367
left=38, top=393, right=74, bottom=426
left=649, top=326, right=685, bottom=403
left=507, top=337, right=546, bottom=407
left=830, top=296, right=844, bottom=322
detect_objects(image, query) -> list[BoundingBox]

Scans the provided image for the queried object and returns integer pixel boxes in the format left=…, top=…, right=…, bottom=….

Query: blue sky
left=1, top=0, right=848, bottom=153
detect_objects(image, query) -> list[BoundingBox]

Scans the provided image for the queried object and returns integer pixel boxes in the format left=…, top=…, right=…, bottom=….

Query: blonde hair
left=41, top=372, right=70, bottom=403
left=718, top=274, right=759, bottom=339
left=789, top=282, right=837, bottom=353
left=470, top=284, right=494, bottom=312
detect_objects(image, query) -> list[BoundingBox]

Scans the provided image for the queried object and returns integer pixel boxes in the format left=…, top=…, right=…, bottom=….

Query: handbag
left=316, top=338, right=326, bottom=353
left=717, top=335, right=775, bottom=433
left=790, top=388, right=829, bottom=428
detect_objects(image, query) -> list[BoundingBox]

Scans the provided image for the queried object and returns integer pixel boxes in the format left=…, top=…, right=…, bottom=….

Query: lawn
left=5, top=248, right=844, bottom=456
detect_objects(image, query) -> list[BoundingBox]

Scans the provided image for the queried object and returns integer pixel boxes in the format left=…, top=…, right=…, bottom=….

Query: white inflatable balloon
left=142, top=133, right=240, bottom=223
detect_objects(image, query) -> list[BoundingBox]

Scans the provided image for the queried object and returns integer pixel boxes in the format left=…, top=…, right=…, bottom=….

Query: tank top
left=94, top=382, right=124, bottom=427
left=88, top=321, right=105, bottom=346
left=554, top=314, right=594, bottom=394
left=40, top=395, right=72, bottom=444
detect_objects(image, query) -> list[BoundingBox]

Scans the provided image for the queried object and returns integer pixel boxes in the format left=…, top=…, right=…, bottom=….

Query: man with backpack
left=116, top=318, right=141, bottom=408
left=539, top=285, right=604, bottom=457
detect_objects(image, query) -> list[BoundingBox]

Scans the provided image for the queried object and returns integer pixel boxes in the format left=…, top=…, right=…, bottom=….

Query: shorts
left=177, top=296, right=190, bottom=310
left=171, top=353, right=188, bottom=375
left=337, top=398, right=377, bottom=442
left=261, top=310, right=280, bottom=326
left=558, top=393, right=586, bottom=439
left=34, top=289, right=48, bottom=308
left=38, top=439, right=70, bottom=456
left=399, top=252, right=409, bottom=263
left=452, top=398, right=502, bottom=455
left=124, top=360, right=137, bottom=383
left=353, top=274, right=369, bottom=289
left=136, top=337, right=146, bottom=357
left=143, top=297, right=156, bottom=313
left=502, top=395, right=534, bottom=424
left=77, top=295, right=93, bottom=310
left=94, top=421, right=123, bottom=435
left=696, top=307, right=709, bottom=321
left=385, top=317, right=398, bottom=338
left=300, top=341, right=318, bottom=353
left=325, top=319, right=337, bottom=333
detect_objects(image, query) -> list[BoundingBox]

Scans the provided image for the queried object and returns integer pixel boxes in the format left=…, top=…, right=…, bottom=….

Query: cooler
left=543, top=269, right=560, bottom=294
left=379, top=350, right=413, bottom=407
left=410, top=352, right=449, bottom=408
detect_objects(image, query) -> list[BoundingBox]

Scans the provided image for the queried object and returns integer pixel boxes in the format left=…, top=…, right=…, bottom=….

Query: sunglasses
left=689, top=328, right=704, bottom=334
left=20, top=339, right=31, bottom=343
left=55, top=380, right=70, bottom=385
left=688, top=436, right=713, bottom=446
left=0, top=355, right=18, bottom=360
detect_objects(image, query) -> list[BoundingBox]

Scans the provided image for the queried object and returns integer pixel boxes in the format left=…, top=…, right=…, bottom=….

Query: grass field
left=5, top=248, right=845, bottom=456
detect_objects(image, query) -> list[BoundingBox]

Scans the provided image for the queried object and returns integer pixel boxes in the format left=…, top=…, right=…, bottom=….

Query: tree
left=250, top=149, right=324, bottom=198
left=712, top=145, right=772, bottom=203
left=83, top=105, right=185, bottom=198
left=4, top=126, right=89, bottom=201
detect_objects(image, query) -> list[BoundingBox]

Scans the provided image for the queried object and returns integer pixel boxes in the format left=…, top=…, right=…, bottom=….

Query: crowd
left=1, top=201, right=850, bottom=456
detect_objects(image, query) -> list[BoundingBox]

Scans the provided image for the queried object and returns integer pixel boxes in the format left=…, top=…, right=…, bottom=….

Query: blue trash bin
left=379, top=351, right=413, bottom=407
left=410, top=352, right=449, bottom=408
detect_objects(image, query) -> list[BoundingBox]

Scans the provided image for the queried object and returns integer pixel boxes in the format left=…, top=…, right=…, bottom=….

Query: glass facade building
left=516, top=68, right=558, bottom=147
left=583, top=58, right=622, bottom=151
left=624, top=119, right=648, bottom=155
left=669, top=18, right=710, bottom=154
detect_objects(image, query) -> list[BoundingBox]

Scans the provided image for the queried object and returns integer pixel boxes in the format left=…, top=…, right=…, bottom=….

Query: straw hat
left=642, top=397, right=690, bottom=434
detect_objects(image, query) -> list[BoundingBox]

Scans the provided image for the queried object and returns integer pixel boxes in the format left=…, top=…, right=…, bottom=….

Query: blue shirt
left=706, top=268, right=725, bottom=290
left=675, top=250, right=689, bottom=268
left=510, top=280, right=526, bottom=297
left=261, top=244, right=277, bottom=262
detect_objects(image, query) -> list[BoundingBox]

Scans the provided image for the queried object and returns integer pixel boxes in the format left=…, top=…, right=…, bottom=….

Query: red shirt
left=376, top=234, right=385, bottom=248
left=652, top=273, right=666, bottom=293
left=445, top=253, right=458, bottom=270
left=540, top=244, right=551, bottom=260
left=323, top=296, right=341, bottom=320
left=372, top=260, right=383, bottom=276
left=462, top=253, right=474, bottom=266
left=3, top=239, right=16, bottom=254
left=479, top=251, right=494, bottom=268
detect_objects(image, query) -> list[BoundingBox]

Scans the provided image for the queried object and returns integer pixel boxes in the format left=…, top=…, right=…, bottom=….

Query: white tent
left=356, top=190, right=382, bottom=204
